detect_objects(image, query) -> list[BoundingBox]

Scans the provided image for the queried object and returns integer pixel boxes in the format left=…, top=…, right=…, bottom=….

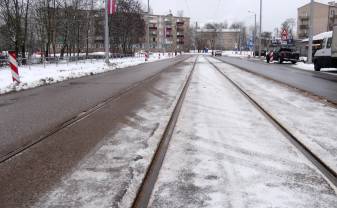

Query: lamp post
left=248, top=10, right=257, bottom=57
left=308, top=0, right=314, bottom=63
left=258, top=0, right=262, bottom=59
left=147, top=0, right=150, bottom=52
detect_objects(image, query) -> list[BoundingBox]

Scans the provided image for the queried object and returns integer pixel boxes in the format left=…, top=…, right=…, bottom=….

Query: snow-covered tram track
left=206, top=56, right=337, bottom=189
left=0, top=56, right=190, bottom=164
left=132, top=56, right=199, bottom=208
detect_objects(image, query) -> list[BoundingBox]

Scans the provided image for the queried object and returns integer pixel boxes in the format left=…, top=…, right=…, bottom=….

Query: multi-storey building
left=143, top=13, right=190, bottom=52
left=195, top=29, right=240, bottom=50
left=297, top=1, right=337, bottom=39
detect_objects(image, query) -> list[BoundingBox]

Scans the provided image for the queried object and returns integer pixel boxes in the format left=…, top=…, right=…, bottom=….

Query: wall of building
left=196, top=29, right=240, bottom=50
left=143, top=14, right=191, bottom=52
left=297, top=2, right=334, bottom=39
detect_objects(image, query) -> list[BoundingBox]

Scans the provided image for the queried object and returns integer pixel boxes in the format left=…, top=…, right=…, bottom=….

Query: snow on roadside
left=291, top=62, right=337, bottom=74
left=223, top=50, right=253, bottom=58
left=0, top=53, right=173, bottom=95
left=210, top=57, right=337, bottom=176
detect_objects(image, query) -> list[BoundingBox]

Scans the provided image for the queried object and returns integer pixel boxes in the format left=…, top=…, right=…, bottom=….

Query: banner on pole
left=108, top=0, right=116, bottom=15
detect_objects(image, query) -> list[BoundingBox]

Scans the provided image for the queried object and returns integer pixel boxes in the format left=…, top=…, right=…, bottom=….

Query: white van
left=313, top=28, right=337, bottom=71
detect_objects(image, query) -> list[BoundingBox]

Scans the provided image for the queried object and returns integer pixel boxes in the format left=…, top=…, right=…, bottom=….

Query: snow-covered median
left=0, top=54, right=173, bottom=95
left=293, top=62, right=337, bottom=74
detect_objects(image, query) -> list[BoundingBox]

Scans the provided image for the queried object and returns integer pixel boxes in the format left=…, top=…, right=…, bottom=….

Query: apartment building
left=143, top=13, right=190, bottom=52
left=196, top=29, right=240, bottom=50
left=297, top=1, right=337, bottom=39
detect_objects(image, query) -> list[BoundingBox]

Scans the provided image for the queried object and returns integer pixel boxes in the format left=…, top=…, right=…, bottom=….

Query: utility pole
left=104, top=0, right=109, bottom=64
left=258, top=0, right=262, bottom=59
left=308, top=0, right=314, bottom=63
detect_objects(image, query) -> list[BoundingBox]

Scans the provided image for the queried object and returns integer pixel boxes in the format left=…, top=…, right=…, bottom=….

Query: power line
left=184, top=0, right=191, bottom=16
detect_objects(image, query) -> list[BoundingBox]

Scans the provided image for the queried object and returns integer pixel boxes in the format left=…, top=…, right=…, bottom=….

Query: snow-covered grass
left=0, top=53, right=173, bottom=95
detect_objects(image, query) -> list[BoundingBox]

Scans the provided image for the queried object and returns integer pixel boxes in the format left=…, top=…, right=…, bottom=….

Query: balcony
left=299, top=25, right=309, bottom=29
left=177, top=34, right=184, bottom=38
left=149, top=23, right=157, bottom=30
left=177, top=41, right=185, bottom=45
left=298, top=32, right=308, bottom=39
left=166, top=34, right=173, bottom=38
left=177, top=21, right=184, bottom=26
left=299, top=16, right=309, bottom=21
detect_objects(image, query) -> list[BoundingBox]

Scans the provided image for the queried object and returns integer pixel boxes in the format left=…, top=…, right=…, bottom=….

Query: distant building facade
left=143, top=13, right=190, bottom=52
left=195, top=29, right=240, bottom=50
left=297, top=1, right=337, bottom=39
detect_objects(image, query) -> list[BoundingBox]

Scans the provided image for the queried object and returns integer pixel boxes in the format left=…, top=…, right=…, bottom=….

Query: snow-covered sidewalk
left=149, top=56, right=337, bottom=207
left=210, top=57, right=337, bottom=176
left=0, top=54, right=173, bottom=95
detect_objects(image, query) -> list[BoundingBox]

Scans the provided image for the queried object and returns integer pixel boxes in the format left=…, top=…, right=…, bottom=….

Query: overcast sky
left=138, top=0, right=334, bottom=32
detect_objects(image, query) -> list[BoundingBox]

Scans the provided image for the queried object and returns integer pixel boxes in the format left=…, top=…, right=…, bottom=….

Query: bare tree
left=109, top=0, right=145, bottom=54
left=0, top=0, right=31, bottom=62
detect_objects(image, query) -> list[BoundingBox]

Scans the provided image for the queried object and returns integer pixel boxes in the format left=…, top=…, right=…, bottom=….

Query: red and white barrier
left=8, top=51, right=20, bottom=83
left=145, top=52, right=149, bottom=61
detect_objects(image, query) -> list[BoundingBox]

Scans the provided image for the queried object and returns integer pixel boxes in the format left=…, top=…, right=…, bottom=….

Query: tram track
left=205, top=56, right=337, bottom=189
left=132, top=56, right=199, bottom=208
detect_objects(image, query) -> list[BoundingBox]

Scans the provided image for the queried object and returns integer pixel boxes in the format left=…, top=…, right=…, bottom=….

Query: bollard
left=8, top=51, right=20, bottom=83
left=145, top=52, right=149, bottom=61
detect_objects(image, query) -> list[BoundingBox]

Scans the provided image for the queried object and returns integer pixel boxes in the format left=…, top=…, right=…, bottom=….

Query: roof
left=302, top=31, right=332, bottom=42
left=298, top=1, right=329, bottom=10
left=196, top=29, right=240, bottom=33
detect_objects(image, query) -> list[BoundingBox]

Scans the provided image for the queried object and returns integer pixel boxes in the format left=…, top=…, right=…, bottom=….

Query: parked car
left=313, top=28, right=337, bottom=71
left=214, top=50, right=222, bottom=56
left=0, top=54, right=7, bottom=67
left=266, top=47, right=299, bottom=64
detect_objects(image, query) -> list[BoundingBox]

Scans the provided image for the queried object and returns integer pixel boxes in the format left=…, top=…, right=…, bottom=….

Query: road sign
left=281, top=29, right=288, bottom=41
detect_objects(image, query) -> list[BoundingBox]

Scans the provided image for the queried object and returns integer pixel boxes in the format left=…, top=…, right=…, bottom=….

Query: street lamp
left=147, top=0, right=150, bottom=51
left=248, top=10, right=257, bottom=57
left=259, top=0, right=262, bottom=59
left=308, top=0, right=314, bottom=63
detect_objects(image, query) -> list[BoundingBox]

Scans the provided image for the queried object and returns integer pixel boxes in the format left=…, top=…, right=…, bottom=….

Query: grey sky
left=139, top=0, right=333, bottom=32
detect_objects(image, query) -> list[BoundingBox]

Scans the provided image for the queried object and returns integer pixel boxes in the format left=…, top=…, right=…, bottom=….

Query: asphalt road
left=0, top=57, right=195, bottom=207
left=217, top=56, right=337, bottom=104
left=0, top=55, right=189, bottom=161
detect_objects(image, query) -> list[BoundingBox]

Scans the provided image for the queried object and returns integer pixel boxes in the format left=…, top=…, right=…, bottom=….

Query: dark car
left=266, top=47, right=299, bottom=64
left=254, top=50, right=267, bottom=57
left=0, top=55, right=7, bottom=67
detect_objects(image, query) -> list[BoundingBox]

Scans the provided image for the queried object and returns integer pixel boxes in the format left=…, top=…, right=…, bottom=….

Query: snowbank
left=0, top=53, right=173, bottom=95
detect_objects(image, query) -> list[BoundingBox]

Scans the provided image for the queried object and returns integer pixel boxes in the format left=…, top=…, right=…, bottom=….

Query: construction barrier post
left=8, top=51, right=20, bottom=83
